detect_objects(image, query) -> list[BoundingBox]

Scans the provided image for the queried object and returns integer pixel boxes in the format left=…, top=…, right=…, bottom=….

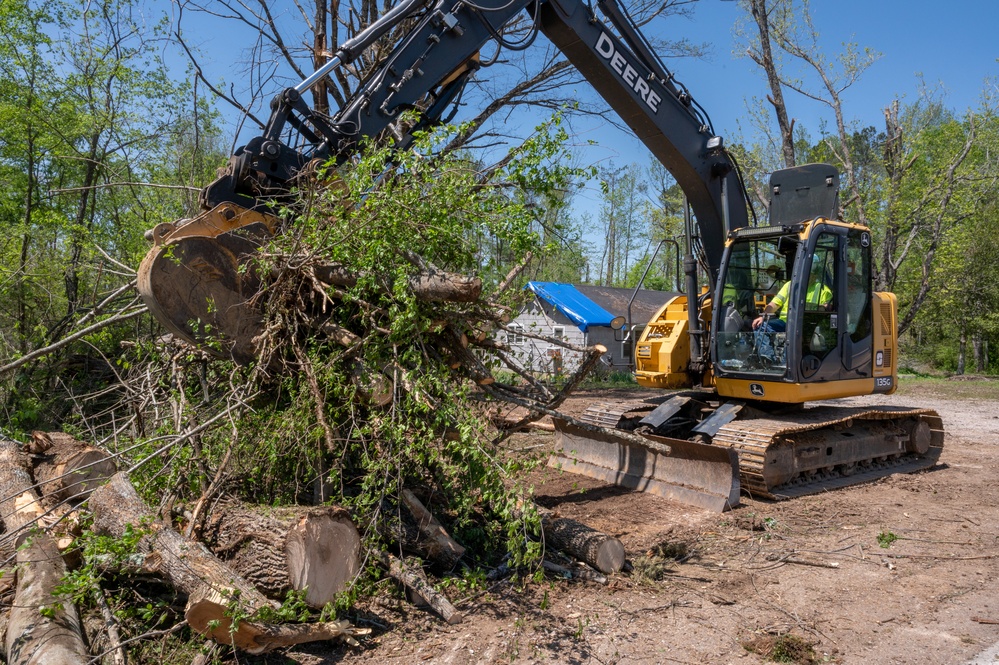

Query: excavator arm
left=196, top=0, right=748, bottom=277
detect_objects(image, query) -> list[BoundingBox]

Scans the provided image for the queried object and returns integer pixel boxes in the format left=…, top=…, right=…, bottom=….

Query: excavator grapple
left=137, top=203, right=277, bottom=364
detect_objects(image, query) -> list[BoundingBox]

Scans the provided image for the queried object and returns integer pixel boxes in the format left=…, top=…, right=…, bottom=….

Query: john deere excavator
left=137, top=0, right=943, bottom=512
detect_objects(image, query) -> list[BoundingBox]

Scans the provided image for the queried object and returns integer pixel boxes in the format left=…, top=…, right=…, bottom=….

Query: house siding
left=501, top=284, right=676, bottom=375
left=503, top=300, right=590, bottom=374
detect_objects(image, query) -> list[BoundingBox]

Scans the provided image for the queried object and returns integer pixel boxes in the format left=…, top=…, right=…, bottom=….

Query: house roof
left=525, top=282, right=624, bottom=332
left=575, top=285, right=680, bottom=329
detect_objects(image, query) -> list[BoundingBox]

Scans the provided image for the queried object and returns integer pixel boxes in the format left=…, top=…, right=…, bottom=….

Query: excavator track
left=712, top=405, right=944, bottom=500
left=559, top=397, right=944, bottom=509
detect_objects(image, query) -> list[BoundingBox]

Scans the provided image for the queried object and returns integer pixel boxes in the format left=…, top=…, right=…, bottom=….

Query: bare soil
left=274, top=377, right=999, bottom=665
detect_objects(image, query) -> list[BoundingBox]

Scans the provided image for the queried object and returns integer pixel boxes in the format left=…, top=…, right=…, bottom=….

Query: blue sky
left=573, top=0, right=998, bottom=168
left=188, top=0, right=998, bottom=163
left=561, top=0, right=999, bottom=224
left=178, top=0, right=998, bottom=221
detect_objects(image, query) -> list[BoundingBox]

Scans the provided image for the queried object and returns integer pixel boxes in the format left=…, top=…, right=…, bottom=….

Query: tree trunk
left=30, top=431, right=117, bottom=506
left=0, top=439, right=89, bottom=665
left=202, top=506, right=294, bottom=599
left=88, top=473, right=279, bottom=649
left=312, top=263, right=482, bottom=302
left=973, top=333, right=986, bottom=373
left=202, top=504, right=361, bottom=610
left=957, top=322, right=967, bottom=375
left=748, top=0, right=796, bottom=168
left=541, top=511, right=625, bottom=575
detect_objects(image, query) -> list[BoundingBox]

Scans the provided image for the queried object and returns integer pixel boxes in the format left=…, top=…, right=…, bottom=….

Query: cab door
left=793, top=226, right=872, bottom=383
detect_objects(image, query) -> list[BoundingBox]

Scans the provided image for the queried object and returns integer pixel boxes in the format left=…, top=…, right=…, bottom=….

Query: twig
left=898, top=536, right=976, bottom=546
left=94, top=587, right=127, bottom=665
left=886, top=553, right=998, bottom=560
left=87, top=622, right=188, bottom=664
left=763, top=553, right=840, bottom=569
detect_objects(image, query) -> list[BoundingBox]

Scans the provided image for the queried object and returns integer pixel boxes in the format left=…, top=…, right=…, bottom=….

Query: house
left=502, top=281, right=679, bottom=375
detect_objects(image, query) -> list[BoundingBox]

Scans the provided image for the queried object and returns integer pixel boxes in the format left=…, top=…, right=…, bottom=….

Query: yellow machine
left=557, top=166, right=942, bottom=510
left=135, top=0, right=943, bottom=511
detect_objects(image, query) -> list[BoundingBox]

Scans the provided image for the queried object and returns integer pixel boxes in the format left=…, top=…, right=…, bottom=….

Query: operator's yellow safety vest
left=768, top=280, right=831, bottom=323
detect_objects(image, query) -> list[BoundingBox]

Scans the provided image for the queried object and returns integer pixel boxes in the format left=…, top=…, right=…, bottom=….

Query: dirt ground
left=278, top=377, right=999, bottom=665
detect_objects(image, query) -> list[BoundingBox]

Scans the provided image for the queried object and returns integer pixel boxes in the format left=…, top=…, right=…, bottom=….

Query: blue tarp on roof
left=526, top=282, right=619, bottom=332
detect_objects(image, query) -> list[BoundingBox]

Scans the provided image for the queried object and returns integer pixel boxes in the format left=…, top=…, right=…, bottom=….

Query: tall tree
left=738, top=0, right=986, bottom=339
left=0, top=0, right=225, bottom=430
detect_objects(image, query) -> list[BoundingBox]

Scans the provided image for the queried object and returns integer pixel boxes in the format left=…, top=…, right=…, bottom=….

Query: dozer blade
left=550, top=419, right=740, bottom=512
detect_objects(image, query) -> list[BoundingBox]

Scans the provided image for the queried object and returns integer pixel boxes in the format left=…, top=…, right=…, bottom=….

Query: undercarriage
left=551, top=393, right=944, bottom=511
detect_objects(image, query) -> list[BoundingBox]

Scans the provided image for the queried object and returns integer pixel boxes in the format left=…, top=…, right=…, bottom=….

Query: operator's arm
left=753, top=282, right=789, bottom=329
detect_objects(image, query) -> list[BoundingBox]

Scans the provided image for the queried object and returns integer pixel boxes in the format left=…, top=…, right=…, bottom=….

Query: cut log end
left=285, top=508, right=362, bottom=609
left=543, top=514, right=625, bottom=575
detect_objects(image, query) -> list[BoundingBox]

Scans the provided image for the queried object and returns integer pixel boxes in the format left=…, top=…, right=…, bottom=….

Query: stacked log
left=88, top=473, right=368, bottom=653
left=29, top=431, right=117, bottom=505
left=0, top=438, right=89, bottom=665
left=0, top=430, right=627, bottom=659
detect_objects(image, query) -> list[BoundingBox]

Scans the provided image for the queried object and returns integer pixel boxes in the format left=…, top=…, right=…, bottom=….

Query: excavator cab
left=712, top=220, right=890, bottom=399
left=711, top=165, right=896, bottom=403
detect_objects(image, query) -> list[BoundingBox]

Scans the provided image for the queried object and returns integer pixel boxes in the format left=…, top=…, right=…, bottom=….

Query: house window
left=552, top=326, right=565, bottom=340
left=506, top=324, right=526, bottom=345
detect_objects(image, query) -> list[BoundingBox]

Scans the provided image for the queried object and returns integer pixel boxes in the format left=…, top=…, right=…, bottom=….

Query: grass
left=743, top=633, right=822, bottom=664
left=877, top=530, right=898, bottom=548
left=894, top=374, right=999, bottom=401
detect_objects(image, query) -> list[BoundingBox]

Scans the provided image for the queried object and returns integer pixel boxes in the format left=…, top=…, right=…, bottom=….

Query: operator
left=752, top=256, right=832, bottom=333
left=759, top=264, right=784, bottom=296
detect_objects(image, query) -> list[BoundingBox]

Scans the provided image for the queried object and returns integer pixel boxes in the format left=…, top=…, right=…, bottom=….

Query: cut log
left=285, top=507, right=362, bottom=609
left=541, top=511, right=625, bottom=575
left=376, top=552, right=463, bottom=624
left=88, top=473, right=278, bottom=650
left=202, top=505, right=362, bottom=610
left=0, top=438, right=89, bottom=665
left=400, top=490, right=465, bottom=569
left=202, top=506, right=292, bottom=599
left=31, top=431, right=117, bottom=506
left=185, top=587, right=370, bottom=652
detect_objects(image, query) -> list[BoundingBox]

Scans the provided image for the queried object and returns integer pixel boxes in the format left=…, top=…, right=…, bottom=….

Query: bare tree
left=744, top=0, right=795, bottom=169
left=171, top=0, right=708, bottom=158
left=738, top=0, right=982, bottom=334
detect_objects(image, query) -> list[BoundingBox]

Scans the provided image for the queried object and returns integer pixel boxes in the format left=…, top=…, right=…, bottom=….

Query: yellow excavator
left=136, top=0, right=943, bottom=512
left=558, top=166, right=943, bottom=510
